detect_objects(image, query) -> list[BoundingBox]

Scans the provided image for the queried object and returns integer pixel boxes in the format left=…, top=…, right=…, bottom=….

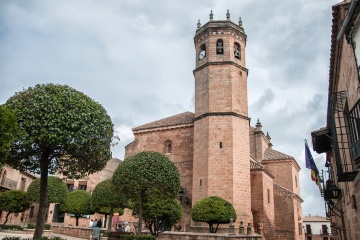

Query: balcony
left=347, top=98, right=360, bottom=168
left=0, top=177, right=18, bottom=190
left=329, top=91, right=358, bottom=182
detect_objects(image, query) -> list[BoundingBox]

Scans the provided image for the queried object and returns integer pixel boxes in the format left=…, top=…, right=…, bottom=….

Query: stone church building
left=124, top=12, right=304, bottom=240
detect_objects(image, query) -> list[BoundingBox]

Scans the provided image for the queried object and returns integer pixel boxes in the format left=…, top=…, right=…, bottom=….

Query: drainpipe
left=337, top=0, right=359, bottom=41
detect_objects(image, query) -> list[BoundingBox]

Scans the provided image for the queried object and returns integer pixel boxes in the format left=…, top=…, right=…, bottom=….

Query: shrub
left=0, top=224, right=23, bottom=230
left=44, top=224, right=51, bottom=230
left=26, top=223, right=36, bottom=229
left=118, top=236, right=156, bottom=240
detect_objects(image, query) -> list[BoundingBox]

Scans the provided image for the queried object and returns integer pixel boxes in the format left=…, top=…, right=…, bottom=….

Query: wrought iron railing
left=0, top=177, right=18, bottom=190
left=329, top=91, right=358, bottom=182
left=347, top=98, right=360, bottom=168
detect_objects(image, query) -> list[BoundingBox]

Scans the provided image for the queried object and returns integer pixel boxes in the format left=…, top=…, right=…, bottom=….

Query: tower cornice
left=194, top=20, right=247, bottom=44
left=193, top=61, right=249, bottom=75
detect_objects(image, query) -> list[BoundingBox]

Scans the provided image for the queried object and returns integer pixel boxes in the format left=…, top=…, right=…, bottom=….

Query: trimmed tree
left=2, top=84, right=114, bottom=239
left=131, top=192, right=182, bottom=236
left=61, top=190, right=94, bottom=226
left=191, top=196, right=237, bottom=233
left=112, top=151, right=180, bottom=235
left=27, top=176, right=68, bottom=204
left=0, top=105, right=18, bottom=167
left=27, top=176, right=68, bottom=221
left=91, top=179, right=127, bottom=232
left=0, top=190, right=31, bottom=225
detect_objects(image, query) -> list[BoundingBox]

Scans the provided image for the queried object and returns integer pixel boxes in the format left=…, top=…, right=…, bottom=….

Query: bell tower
left=192, top=10, right=252, bottom=224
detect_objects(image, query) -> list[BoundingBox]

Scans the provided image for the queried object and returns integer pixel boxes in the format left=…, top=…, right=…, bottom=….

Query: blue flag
left=305, top=141, right=322, bottom=193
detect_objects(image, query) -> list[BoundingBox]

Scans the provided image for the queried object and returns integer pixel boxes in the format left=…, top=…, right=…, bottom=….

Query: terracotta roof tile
left=303, top=215, right=329, bottom=222
left=133, top=111, right=194, bottom=131
left=263, top=148, right=293, bottom=160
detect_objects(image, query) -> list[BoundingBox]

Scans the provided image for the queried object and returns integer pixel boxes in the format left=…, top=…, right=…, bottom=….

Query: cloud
left=0, top=0, right=341, bottom=218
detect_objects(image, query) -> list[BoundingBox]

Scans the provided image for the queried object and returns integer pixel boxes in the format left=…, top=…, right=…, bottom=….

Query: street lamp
left=328, top=183, right=341, bottom=199
left=324, top=182, right=342, bottom=200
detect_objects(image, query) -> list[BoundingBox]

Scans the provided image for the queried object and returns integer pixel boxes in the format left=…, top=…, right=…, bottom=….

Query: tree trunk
left=3, top=212, right=11, bottom=225
left=76, top=216, right=80, bottom=226
left=104, top=214, right=107, bottom=228
left=107, top=207, right=113, bottom=233
left=138, top=192, right=144, bottom=235
left=33, top=154, right=50, bottom=239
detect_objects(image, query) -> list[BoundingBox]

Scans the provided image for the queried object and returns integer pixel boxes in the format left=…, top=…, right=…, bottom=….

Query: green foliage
left=132, top=192, right=182, bottom=236
left=0, top=224, right=23, bottom=230
left=61, top=190, right=94, bottom=226
left=44, top=224, right=51, bottom=230
left=0, top=190, right=31, bottom=224
left=96, top=206, right=124, bottom=215
left=3, top=83, right=115, bottom=238
left=112, top=151, right=180, bottom=201
left=191, top=196, right=237, bottom=233
left=27, top=223, right=36, bottom=229
left=0, top=105, right=18, bottom=165
left=3, top=83, right=114, bottom=178
left=91, top=179, right=126, bottom=211
left=112, top=151, right=180, bottom=234
left=27, top=176, right=68, bottom=204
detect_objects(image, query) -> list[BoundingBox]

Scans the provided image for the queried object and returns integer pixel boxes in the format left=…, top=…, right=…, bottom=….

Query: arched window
left=234, top=42, right=241, bottom=59
left=198, top=44, right=206, bottom=60
left=216, top=39, right=224, bottom=54
left=163, top=140, right=173, bottom=154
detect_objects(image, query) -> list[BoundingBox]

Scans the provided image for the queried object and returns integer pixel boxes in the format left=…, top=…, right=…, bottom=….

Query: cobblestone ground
left=0, top=231, right=88, bottom=240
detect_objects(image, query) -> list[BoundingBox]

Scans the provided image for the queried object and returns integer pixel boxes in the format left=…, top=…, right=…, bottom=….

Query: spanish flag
left=305, top=141, right=322, bottom=194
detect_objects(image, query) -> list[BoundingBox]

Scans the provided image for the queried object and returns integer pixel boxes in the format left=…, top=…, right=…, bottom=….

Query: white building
left=303, top=215, right=332, bottom=240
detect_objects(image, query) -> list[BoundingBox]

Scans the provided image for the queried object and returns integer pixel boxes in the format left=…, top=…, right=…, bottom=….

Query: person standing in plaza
left=97, top=218, right=102, bottom=228
left=89, top=219, right=94, bottom=227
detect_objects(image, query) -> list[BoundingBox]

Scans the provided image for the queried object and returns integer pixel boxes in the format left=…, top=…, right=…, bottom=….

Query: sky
left=0, top=0, right=341, bottom=218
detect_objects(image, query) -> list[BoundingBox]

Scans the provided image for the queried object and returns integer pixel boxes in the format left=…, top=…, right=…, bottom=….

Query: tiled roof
left=133, top=111, right=194, bottom=131
left=263, top=148, right=293, bottom=160
left=303, top=215, right=329, bottom=222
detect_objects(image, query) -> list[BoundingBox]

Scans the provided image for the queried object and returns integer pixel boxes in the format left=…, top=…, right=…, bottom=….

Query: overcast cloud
left=0, top=0, right=340, bottom=217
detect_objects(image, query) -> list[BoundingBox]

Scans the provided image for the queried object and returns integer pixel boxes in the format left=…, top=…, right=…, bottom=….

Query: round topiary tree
left=191, top=196, right=237, bottom=233
left=91, top=179, right=127, bottom=232
left=0, top=190, right=31, bottom=225
left=131, top=191, right=182, bottom=236
left=27, top=176, right=68, bottom=204
left=0, top=105, right=18, bottom=167
left=61, top=190, right=94, bottom=226
left=112, top=151, right=180, bottom=234
left=2, top=83, right=115, bottom=239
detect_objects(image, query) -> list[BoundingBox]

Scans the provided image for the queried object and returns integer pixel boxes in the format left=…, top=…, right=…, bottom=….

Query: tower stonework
left=123, top=12, right=303, bottom=238
left=192, top=17, right=253, bottom=225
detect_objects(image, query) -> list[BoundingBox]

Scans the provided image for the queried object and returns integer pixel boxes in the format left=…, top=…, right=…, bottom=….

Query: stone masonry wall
left=125, top=125, right=194, bottom=231
left=251, top=170, right=275, bottom=240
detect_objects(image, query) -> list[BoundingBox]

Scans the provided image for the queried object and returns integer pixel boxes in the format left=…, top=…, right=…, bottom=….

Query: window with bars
left=347, top=98, right=360, bottom=168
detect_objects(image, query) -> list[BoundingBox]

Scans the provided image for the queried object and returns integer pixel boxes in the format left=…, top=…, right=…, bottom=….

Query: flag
left=305, top=141, right=322, bottom=194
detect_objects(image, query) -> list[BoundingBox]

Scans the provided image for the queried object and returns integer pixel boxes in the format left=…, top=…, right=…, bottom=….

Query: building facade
left=125, top=12, right=304, bottom=240
left=0, top=158, right=120, bottom=228
left=311, top=1, right=360, bottom=240
left=0, top=166, right=38, bottom=225
left=303, top=215, right=331, bottom=240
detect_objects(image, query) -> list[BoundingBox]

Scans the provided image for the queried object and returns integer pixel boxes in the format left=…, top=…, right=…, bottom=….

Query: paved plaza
left=0, top=231, right=87, bottom=240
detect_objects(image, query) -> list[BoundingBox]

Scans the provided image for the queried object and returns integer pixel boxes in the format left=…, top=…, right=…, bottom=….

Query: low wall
left=23, top=229, right=53, bottom=237
left=52, top=225, right=106, bottom=239
left=158, top=232, right=264, bottom=240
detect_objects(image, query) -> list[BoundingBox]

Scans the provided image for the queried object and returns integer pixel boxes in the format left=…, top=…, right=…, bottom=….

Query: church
left=124, top=11, right=304, bottom=240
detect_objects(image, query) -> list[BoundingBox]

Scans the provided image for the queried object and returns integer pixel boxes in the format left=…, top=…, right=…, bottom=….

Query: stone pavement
left=0, top=231, right=88, bottom=240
